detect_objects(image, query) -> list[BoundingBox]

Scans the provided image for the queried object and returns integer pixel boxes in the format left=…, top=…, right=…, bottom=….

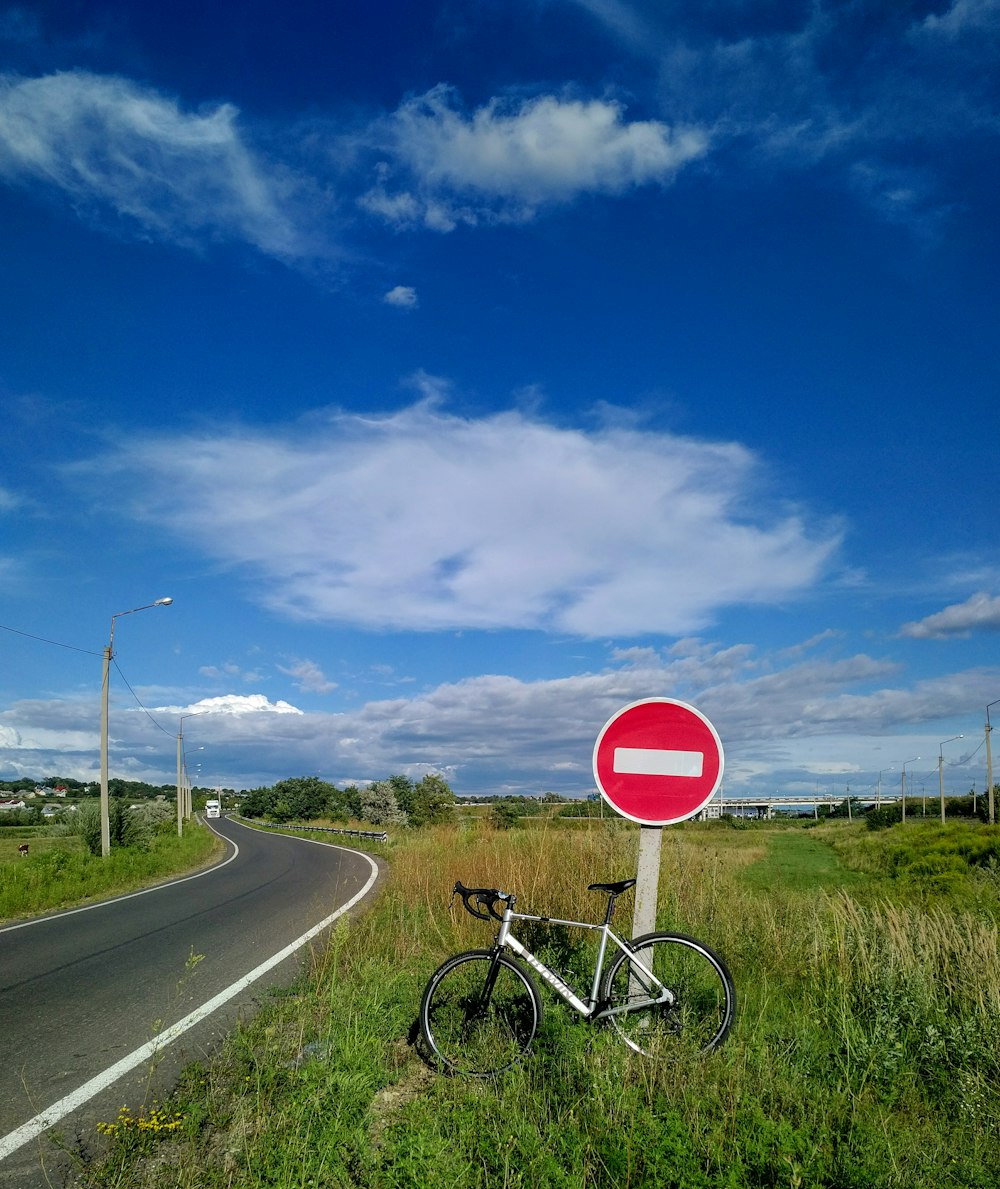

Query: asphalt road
left=0, top=816, right=382, bottom=1187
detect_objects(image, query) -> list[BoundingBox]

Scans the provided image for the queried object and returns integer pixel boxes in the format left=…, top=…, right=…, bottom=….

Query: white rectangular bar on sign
left=613, top=747, right=704, bottom=778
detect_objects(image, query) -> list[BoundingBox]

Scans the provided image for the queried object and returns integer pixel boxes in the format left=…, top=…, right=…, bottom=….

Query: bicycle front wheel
left=600, top=932, right=735, bottom=1056
left=420, top=949, right=542, bottom=1076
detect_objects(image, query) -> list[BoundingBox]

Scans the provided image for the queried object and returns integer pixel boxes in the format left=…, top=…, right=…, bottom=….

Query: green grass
left=0, top=829, right=86, bottom=863
left=75, top=818, right=1000, bottom=1188
left=740, top=825, right=868, bottom=895
left=0, top=824, right=222, bottom=922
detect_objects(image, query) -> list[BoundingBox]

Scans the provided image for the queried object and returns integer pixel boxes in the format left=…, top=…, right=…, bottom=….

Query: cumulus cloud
left=384, top=284, right=418, bottom=308
left=161, top=694, right=304, bottom=716
left=2, top=642, right=993, bottom=797
left=0, top=71, right=311, bottom=257
left=80, top=401, right=838, bottom=637
left=899, top=592, right=1000, bottom=639
left=360, top=86, right=709, bottom=229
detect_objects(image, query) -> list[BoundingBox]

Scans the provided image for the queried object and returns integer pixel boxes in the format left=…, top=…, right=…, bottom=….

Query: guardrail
left=232, top=814, right=388, bottom=844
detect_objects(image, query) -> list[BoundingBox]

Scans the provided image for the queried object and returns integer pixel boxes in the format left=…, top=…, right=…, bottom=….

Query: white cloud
left=81, top=401, right=838, bottom=636
left=162, top=694, right=304, bottom=716
left=571, top=0, right=1000, bottom=226
left=917, top=0, right=1000, bottom=39
left=899, top=592, right=1000, bottom=639
left=361, top=86, right=709, bottom=228
left=276, top=659, right=338, bottom=695
left=198, top=662, right=263, bottom=683
left=0, top=71, right=310, bottom=257
left=384, top=284, right=418, bottom=308
left=2, top=642, right=992, bottom=798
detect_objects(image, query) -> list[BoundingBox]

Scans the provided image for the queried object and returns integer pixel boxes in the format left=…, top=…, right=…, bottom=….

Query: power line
left=0, top=622, right=101, bottom=656
left=112, top=659, right=174, bottom=738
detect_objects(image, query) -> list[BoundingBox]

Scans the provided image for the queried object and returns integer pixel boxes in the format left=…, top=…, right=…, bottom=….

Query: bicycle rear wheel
left=420, top=949, right=542, bottom=1076
left=600, top=932, right=735, bottom=1055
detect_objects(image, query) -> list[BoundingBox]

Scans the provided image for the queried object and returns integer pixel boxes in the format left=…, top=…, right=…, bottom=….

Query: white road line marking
left=613, top=747, right=704, bottom=778
left=0, top=845, right=379, bottom=1163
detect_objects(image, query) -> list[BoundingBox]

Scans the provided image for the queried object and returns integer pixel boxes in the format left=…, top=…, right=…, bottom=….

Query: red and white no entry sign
left=593, top=698, right=724, bottom=826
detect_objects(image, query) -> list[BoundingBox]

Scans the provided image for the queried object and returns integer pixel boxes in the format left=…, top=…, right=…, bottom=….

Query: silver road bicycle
left=419, top=878, right=735, bottom=1076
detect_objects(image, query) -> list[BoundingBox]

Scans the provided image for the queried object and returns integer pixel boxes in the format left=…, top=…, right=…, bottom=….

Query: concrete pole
left=938, top=752, right=945, bottom=825
left=176, top=730, right=184, bottom=837
left=632, top=826, right=663, bottom=939
left=98, top=598, right=172, bottom=857
left=99, top=644, right=112, bottom=857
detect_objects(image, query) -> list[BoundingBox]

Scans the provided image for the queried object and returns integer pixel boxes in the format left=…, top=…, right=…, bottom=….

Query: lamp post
left=99, top=598, right=173, bottom=857
left=876, top=767, right=894, bottom=808
left=900, top=756, right=920, bottom=824
left=987, top=701, right=1000, bottom=827
left=938, top=735, right=964, bottom=824
left=177, top=713, right=200, bottom=837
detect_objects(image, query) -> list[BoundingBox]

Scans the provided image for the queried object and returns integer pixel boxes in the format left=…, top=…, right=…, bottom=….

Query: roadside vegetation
left=75, top=810, right=1000, bottom=1189
left=0, top=802, right=221, bottom=922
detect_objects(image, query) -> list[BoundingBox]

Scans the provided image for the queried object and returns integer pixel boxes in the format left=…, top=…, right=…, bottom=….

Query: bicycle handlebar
left=453, top=880, right=510, bottom=922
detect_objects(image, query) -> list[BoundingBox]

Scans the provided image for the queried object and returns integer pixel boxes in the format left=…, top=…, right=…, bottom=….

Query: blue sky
left=0, top=0, right=997, bottom=803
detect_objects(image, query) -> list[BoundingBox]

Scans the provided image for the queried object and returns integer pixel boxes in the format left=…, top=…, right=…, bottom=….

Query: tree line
left=240, top=774, right=456, bottom=828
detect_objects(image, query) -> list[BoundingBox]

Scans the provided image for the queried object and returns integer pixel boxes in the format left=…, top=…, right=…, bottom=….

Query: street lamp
left=938, top=735, right=964, bottom=824
left=900, top=756, right=920, bottom=824
left=99, top=598, right=173, bottom=857
left=876, top=767, right=894, bottom=808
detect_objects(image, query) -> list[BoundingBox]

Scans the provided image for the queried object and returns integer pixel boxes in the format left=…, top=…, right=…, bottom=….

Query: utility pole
left=986, top=700, right=999, bottom=826
left=938, top=735, right=964, bottom=825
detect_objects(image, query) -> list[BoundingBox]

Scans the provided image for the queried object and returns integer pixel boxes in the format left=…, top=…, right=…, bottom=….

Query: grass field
left=0, top=822, right=222, bottom=922
left=69, top=815, right=1000, bottom=1187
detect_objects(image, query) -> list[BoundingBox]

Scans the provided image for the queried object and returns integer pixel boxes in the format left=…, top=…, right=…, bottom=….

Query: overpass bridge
left=707, top=793, right=902, bottom=820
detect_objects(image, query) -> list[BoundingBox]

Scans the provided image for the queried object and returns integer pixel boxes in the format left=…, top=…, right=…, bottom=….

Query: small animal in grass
left=17, top=843, right=29, bottom=857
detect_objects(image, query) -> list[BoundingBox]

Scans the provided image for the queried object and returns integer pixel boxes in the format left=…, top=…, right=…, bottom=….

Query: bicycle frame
left=494, top=901, right=675, bottom=1020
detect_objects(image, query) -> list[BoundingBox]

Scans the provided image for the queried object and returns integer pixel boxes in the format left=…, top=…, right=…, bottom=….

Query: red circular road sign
left=593, top=698, right=724, bottom=826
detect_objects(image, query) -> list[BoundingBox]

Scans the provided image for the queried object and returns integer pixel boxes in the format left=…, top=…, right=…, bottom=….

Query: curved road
left=0, top=816, right=381, bottom=1187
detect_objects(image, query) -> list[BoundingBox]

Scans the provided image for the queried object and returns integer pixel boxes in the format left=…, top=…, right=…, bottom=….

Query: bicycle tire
left=599, top=932, right=735, bottom=1056
left=420, top=949, right=542, bottom=1076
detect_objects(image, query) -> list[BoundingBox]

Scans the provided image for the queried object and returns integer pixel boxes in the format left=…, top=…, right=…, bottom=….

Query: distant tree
left=330, top=784, right=363, bottom=821
left=46, top=776, right=86, bottom=792
left=76, top=802, right=103, bottom=855
left=270, top=776, right=336, bottom=821
left=242, top=785, right=275, bottom=819
left=830, top=797, right=862, bottom=819
left=558, top=800, right=603, bottom=818
left=109, top=797, right=148, bottom=848
left=408, top=774, right=456, bottom=826
left=0, top=807, right=41, bottom=827
left=386, top=775, right=416, bottom=817
left=72, top=799, right=149, bottom=854
left=360, top=780, right=407, bottom=826
left=491, top=799, right=522, bottom=830
left=865, top=803, right=903, bottom=831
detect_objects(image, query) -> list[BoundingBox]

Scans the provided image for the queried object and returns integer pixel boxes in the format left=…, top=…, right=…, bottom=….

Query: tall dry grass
left=80, top=818, right=1000, bottom=1189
